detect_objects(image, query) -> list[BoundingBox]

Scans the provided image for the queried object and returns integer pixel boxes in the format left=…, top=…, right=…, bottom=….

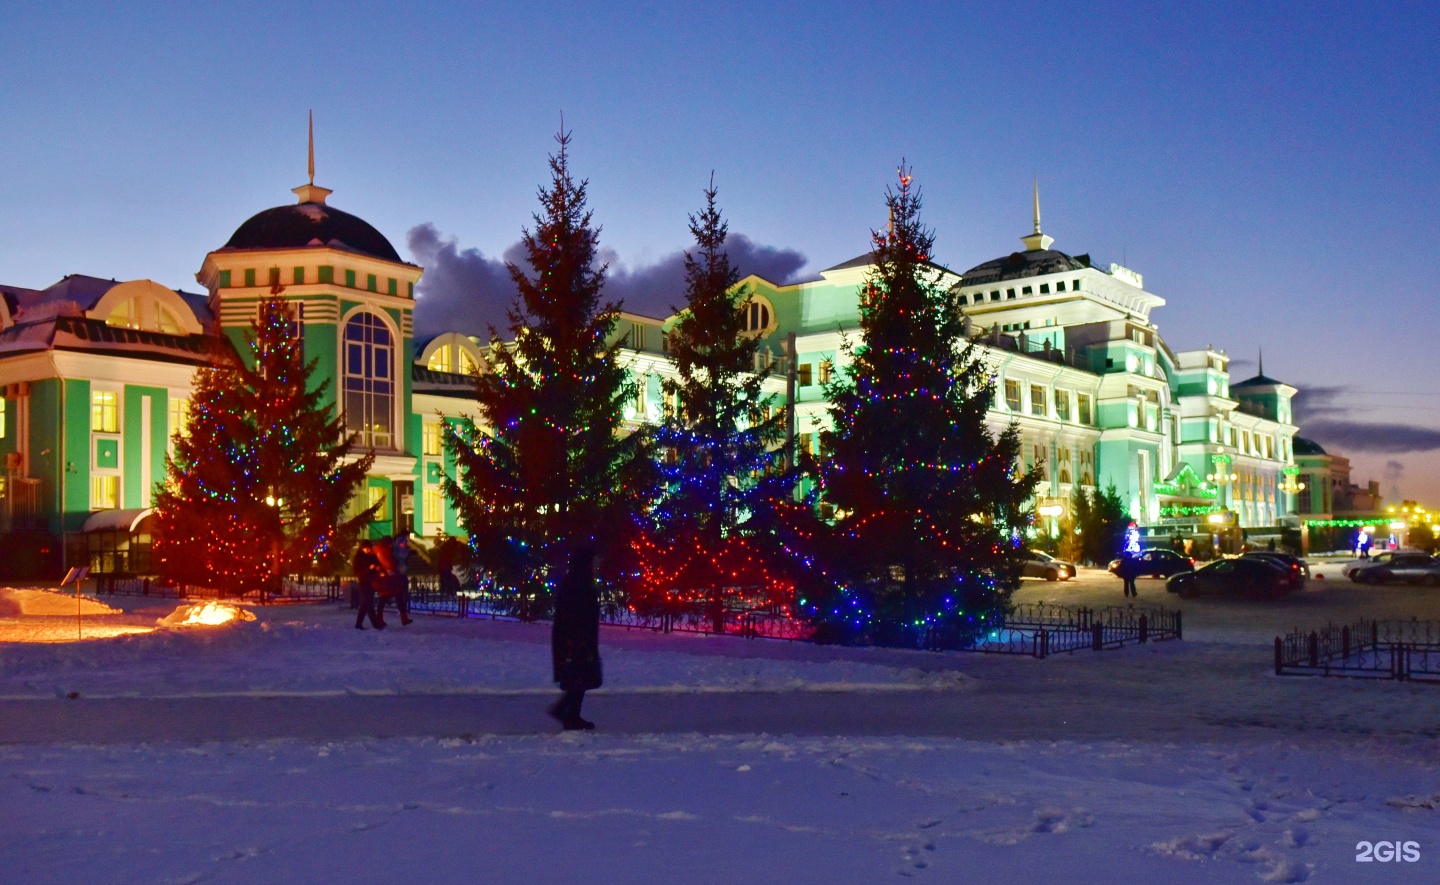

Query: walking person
left=1118, top=550, right=1140, bottom=598
left=548, top=547, right=602, bottom=731
left=352, top=539, right=383, bottom=630
left=391, top=529, right=414, bottom=626
left=372, top=535, right=408, bottom=627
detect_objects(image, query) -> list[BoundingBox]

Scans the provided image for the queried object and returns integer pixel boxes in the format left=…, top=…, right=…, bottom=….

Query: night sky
left=2, top=2, right=1436, bottom=500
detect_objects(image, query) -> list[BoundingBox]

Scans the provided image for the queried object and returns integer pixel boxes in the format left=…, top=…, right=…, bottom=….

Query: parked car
left=1107, top=549, right=1195, bottom=579
left=1341, top=549, right=1427, bottom=580
left=1022, top=551, right=1077, bottom=581
left=1166, top=557, right=1300, bottom=599
left=1241, top=551, right=1309, bottom=587
left=1350, top=553, right=1440, bottom=586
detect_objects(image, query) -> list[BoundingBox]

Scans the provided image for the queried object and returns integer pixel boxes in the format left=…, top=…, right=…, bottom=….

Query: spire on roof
left=1258, top=346, right=1264, bottom=378
left=1020, top=178, right=1054, bottom=252
left=292, top=111, right=332, bottom=205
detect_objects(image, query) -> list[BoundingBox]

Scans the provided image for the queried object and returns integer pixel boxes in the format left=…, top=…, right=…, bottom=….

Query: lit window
left=427, top=344, right=477, bottom=375
left=344, top=313, right=394, bottom=448
left=168, top=397, right=190, bottom=443
left=1077, top=394, right=1093, bottom=425
left=818, top=360, right=833, bottom=385
left=423, top=420, right=443, bottom=457
left=367, top=486, right=389, bottom=520
left=1004, top=380, right=1022, bottom=412
left=105, top=300, right=141, bottom=330
left=423, top=488, right=443, bottom=525
left=91, top=475, right=120, bottom=510
left=0, top=398, right=6, bottom=438
left=1030, top=385, right=1047, bottom=417
left=797, top=363, right=813, bottom=387
left=1055, top=391, right=1071, bottom=421
left=92, top=391, right=119, bottom=433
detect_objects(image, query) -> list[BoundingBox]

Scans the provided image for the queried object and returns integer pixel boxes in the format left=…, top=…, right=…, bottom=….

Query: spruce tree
left=154, top=297, right=375, bottom=596
left=807, top=167, right=1038, bottom=646
left=636, top=178, right=788, bottom=623
left=445, top=128, right=648, bottom=603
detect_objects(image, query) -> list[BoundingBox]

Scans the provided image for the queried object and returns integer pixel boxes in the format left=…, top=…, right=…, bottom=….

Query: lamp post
left=264, top=492, right=286, bottom=603
left=1037, top=504, right=1064, bottom=551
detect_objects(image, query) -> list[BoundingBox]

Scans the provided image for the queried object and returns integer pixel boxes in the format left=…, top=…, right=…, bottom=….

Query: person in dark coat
left=1117, top=551, right=1140, bottom=598
left=352, top=540, right=384, bottom=629
left=548, top=547, right=601, bottom=730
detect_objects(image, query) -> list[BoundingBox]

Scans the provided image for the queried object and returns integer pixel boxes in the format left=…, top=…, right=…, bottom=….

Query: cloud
left=1384, top=459, right=1405, bottom=501
left=1301, top=419, right=1440, bottom=454
left=407, top=224, right=808, bottom=341
left=1291, top=385, right=1353, bottom=424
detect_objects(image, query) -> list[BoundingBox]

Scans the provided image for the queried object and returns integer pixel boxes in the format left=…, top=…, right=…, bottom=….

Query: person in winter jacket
left=391, top=530, right=413, bottom=624
left=352, top=540, right=383, bottom=629
left=548, top=547, right=602, bottom=730
left=1117, top=552, right=1141, bottom=598
left=372, top=535, right=412, bottom=626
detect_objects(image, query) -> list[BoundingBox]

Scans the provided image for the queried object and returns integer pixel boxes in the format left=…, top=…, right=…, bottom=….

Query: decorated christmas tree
left=634, top=178, right=790, bottom=625
left=805, top=166, right=1038, bottom=646
left=154, top=296, right=375, bottom=596
left=444, top=128, right=650, bottom=604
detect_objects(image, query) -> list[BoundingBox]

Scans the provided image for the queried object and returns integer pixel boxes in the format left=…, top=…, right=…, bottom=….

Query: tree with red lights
left=635, top=177, right=789, bottom=626
left=445, top=128, right=652, bottom=607
left=154, top=297, right=375, bottom=596
left=806, top=167, right=1037, bottom=646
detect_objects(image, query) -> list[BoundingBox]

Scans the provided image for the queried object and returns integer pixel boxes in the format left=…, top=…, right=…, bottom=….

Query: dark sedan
left=1108, top=549, right=1195, bottom=579
left=1166, top=557, right=1300, bottom=599
left=1241, top=551, right=1309, bottom=587
left=1351, top=553, right=1440, bottom=586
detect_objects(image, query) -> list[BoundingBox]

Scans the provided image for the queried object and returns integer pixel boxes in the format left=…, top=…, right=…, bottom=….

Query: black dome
left=223, top=201, right=402, bottom=263
left=960, top=249, right=1091, bottom=286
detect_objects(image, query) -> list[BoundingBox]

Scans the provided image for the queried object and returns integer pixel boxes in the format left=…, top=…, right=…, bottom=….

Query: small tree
left=154, top=297, right=375, bottom=595
left=444, top=127, right=651, bottom=606
left=638, top=177, right=789, bottom=626
left=1082, top=482, right=1129, bottom=564
left=806, top=166, right=1037, bottom=646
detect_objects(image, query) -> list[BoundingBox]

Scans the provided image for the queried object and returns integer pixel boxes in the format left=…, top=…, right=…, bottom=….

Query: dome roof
left=222, top=191, right=402, bottom=263
left=960, top=249, right=1092, bottom=286
left=1292, top=436, right=1327, bottom=456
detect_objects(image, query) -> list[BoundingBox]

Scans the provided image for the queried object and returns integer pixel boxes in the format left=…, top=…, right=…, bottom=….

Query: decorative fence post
left=1138, top=614, right=1148, bottom=644
left=1091, top=621, right=1104, bottom=651
left=1274, top=637, right=1284, bottom=675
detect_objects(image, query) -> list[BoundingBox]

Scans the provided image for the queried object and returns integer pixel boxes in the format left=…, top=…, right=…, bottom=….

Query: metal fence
left=1274, top=619, right=1440, bottom=682
left=954, top=604, right=1182, bottom=658
left=93, top=574, right=344, bottom=603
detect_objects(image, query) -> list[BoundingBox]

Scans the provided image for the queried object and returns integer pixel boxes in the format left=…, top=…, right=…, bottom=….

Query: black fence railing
left=951, top=604, right=1181, bottom=658
left=93, top=574, right=344, bottom=603
left=1275, top=619, right=1440, bottom=682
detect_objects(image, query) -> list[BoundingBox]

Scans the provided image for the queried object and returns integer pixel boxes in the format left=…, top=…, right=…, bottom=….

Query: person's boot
left=563, top=717, right=595, bottom=731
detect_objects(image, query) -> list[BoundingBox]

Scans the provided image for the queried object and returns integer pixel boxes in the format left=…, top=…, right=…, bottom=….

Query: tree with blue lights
left=806, top=167, right=1037, bottom=646
left=154, top=297, right=375, bottom=596
left=633, top=178, right=790, bottom=626
left=443, top=128, right=651, bottom=608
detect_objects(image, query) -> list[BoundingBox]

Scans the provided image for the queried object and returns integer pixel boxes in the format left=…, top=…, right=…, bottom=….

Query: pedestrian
left=549, top=547, right=602, bottom=731
left=391, top=529, right=414, bottom=625
left=1117, top=551, right=1140, bottom=598
left=352, top=539, right=383, bottom=630
left=436, top=535, right=462, bottom=596
left=372, top=535, right=411, bottom=627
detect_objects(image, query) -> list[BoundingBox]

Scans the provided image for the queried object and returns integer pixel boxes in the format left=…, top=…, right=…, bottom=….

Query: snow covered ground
left=2, top=575, right=1438, bottom=883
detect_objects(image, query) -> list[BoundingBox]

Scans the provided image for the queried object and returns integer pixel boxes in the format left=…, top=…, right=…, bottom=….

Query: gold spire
left=292, top=111, right=332, bottom=205
left=1020, top=178, right=1054, bottom=252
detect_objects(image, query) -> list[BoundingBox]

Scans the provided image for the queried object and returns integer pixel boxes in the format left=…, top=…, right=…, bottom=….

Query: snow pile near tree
left=0, top=588, right=122, bottom=618
left=156, top=601, right=257, bottom=628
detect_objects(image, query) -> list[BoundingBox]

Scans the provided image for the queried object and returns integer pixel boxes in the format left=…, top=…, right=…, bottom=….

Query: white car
left=1340, top=549, right=1428, bottom=580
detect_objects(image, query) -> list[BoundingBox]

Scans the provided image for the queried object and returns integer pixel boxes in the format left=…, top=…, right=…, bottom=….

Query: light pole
left=264, top=492, right=286, bottom=602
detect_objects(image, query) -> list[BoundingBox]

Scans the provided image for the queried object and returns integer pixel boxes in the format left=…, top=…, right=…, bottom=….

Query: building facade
left=0, top=173, right=1304, bottom=575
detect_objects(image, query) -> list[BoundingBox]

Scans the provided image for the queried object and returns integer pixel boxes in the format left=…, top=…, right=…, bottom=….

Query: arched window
left=742, top=298, right=773, bottom=334
left=426, top=344, right=476, bottom=375
left=344, top=312, right=394, bottom=448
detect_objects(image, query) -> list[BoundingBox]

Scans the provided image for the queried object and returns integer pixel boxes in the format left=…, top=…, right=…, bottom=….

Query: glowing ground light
left=167, top=602, right=256, bottom=627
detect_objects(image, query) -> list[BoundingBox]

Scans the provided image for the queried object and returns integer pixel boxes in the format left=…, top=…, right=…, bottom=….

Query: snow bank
left=0, top=588, right=121, bottom=617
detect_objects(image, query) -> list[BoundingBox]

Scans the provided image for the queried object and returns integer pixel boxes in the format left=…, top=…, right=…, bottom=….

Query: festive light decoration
left=153, top=296, right=376, bottom=596
left=798, top=166, right=1038, bottom=646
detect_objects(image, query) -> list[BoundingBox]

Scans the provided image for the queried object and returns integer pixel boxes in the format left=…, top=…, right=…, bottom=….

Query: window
left=1030, top=385, right=1046, bottom=417
left=1007, top=288, right=1016, bottom=298
left=367, top=274, right=378, bottom=292
left=1004, top=379, right=1022, bottom=411
left=91, top=391, right=119, bottom=433
left=427, top=344, right=477, bottom=375
left=293, top=267, right=305, bottom=285
left=345, top=269, right=357, bottom=288
left=423, top=488, right=443, bottom=525
left=244, top=269, right=256, bottom=287
left=959, top=294, right=968, bottom=305
left=990, top=291, right=1000, bottom=302
left=797, top=363, right=813, bottom=387
left=1022, top=286, right=1033, bottom=295
left=388, top=278, right=397, bottom=296
left=268, top=268, right=281, bottom=287
left=1039, top=283, right=1050, bottom=294
left=661, top=333, right=670, bottom=352
left=168, top=397, right=190, bottom=443
left=0, top=398, right=5, bottom=439
left=1032, top=444, right=1048, bottom=478
left=1077, top=393, right=1092, bottom=425
left=91, top=475, right=120, bottom=510
left=1056, top=281, right=1066, bottom=292
left=408, top=282, right=415, bottom=298
left=1058, top=447, right=1072, bottom=483
left=818, top=360, right=833, bottom=385
left=344, top=313, right=395, bottom=448
left=744, top=300, right=771, bottom=332
left=1080, top=451, right=1094, bottom=485
left=318, top=266, right=334, bottom=284
left=367, top=486, right=389, bottom=520
left=218, top=270, right=232, bottom=288
left=1055, top=390, right=1071, bottom=421
left=423, top=420, right=443, bottom=456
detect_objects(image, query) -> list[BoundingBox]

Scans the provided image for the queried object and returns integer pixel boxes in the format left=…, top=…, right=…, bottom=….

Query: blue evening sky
left=1, top=2, right=1437, bottom=500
